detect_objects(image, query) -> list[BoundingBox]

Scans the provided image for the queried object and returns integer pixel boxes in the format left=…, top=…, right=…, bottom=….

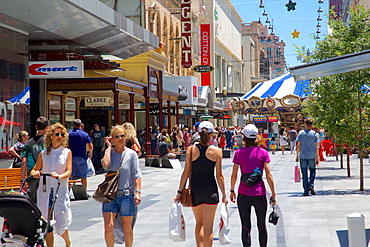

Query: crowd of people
left=5, top=116, right=329, bottom=247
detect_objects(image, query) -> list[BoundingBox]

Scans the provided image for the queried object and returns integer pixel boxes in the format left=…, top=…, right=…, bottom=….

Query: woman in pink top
left=230, top=124, right=276, bottom=247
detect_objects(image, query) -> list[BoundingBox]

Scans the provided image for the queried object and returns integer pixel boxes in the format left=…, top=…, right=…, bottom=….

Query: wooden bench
left=68, top=178, right=88, bottom=200
left=173, top=152, right=186, bottom=161
left=0, top=168, right=21, bottom=192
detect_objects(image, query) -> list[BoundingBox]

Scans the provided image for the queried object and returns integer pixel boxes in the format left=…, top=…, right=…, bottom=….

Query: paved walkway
left=42, top=152, right=370, bottom=246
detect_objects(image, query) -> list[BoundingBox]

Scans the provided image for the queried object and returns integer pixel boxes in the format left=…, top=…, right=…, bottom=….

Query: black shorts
left=191, top=186, right=219, bottom=206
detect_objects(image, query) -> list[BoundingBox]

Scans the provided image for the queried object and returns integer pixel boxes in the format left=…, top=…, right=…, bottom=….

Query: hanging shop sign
left=268, top=116, right=279, bottom=122
left=200, top=24, right=211, bottom=86
left=193, top=65, right=214, bottom=73
left=253, top=116, right=268, bottom=123
left=85, top=97, right=113, bottom=107
left=119, top=103, right=145, bottom=110
left=149, top=103, right=175, bottom=115
left=181, top=0, right=192, bottom=68
left=29, top=60, right=84, bottom=78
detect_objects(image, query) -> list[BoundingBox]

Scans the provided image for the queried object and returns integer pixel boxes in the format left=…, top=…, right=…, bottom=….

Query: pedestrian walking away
left=288, top=126, right=297, bottom=154
left=175, top=121, right=227, bottom=247
left=68, top=119, right=93, bottom=192
left=230, top=124, right=276, bottom=247
left=295, top=118, right=320, bottom=196
left=21, top=116, right=50, bottom=202
left=30, top=123, right=72, bottom=247
left=101, top=125, right=142, bottom=247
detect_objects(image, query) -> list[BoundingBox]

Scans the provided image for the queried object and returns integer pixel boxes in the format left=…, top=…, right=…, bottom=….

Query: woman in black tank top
left=175, top=121, right=227, bottom=247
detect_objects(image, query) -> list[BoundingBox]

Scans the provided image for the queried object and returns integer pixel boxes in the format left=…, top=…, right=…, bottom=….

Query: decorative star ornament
left=286, top=0, right=297, bottom=11
left=292, top=29, right=300, bottom=38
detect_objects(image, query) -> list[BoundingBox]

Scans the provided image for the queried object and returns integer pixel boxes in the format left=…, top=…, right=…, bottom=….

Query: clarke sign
left=29, top=61, right=84, bottom=78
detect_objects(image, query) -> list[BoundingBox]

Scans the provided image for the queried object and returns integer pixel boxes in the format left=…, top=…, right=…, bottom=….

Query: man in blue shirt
left=69, top=119, right=93, bottom=192
left=295, top=118, right=320, bottom=196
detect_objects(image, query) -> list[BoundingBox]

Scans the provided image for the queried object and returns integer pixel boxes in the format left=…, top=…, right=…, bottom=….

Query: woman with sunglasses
left=101, top=125, right=142, bottom=247
left=30, top=123, right=72, bottom=247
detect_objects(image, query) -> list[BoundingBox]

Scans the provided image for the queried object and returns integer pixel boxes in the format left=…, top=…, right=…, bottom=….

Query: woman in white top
left=279, top=128, right=289, bottom=155
left=31, top=123, right=72, bottom=247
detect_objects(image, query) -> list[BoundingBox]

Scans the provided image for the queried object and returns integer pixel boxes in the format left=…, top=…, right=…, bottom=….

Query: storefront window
left=49, top=95, right=61, bottom=125
left=65, top=97, right=77, bottom=130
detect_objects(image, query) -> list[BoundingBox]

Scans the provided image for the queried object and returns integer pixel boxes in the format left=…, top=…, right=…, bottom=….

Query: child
left=270, top=136, right=277, bottom=155
left=218, top=132, right=226, bottom=149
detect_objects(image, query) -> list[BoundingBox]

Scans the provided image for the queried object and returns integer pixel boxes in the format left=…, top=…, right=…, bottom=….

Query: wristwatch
left=177, top=190, right=183, bottom=194
left=136, top=190, right=141, bottom=193
left=230, top=190, right=235, bottom=193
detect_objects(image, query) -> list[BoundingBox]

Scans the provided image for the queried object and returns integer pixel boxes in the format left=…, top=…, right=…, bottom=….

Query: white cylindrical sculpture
left=347, top=213, right=366, bottom=247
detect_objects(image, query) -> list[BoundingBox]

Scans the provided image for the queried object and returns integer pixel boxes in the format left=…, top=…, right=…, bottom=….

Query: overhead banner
left=268, top=116, right=279, bottom=122
left=200, top=24, right=211, bottom=86
left=29, top=60, right=84, bottom=78
left=181, top=0, right=192, bottom=68
left=253, top=116, right=268, bottom=123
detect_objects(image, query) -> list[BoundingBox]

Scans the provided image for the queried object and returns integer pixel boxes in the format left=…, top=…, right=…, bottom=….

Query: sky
left=230, top=0, right=328, bottom=69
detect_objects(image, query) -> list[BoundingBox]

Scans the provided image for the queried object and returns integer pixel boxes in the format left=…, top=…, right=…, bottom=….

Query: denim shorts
left=102, top=194, right=135, bottom=216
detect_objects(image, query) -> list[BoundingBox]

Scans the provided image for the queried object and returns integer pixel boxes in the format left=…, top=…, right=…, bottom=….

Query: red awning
left=0, top=117, right=21, bottom=126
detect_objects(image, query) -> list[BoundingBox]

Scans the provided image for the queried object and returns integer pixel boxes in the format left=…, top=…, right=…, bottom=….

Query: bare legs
left=192, top=204, right=218, bottom=247
left=45, top=230, right=71, bottom=247
left=103, top=212, right=134, bottom=247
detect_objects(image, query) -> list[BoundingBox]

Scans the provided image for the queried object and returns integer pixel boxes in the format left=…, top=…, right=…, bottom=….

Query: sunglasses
left=114, top=134, right=125, bottom=139
left=54, top=133, right=65, bottom=137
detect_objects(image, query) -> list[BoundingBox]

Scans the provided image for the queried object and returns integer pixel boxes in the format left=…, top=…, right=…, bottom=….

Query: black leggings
left=237, top=194, right=268, bottom=247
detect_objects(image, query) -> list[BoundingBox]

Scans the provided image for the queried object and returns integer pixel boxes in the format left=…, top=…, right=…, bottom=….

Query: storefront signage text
left=29, top=60, right=84, bottom=78
left=268, top=116, right=279, bottom=122
left=181, top=0, right=192, bottom=68
left=200, top=24, right=211, bottom=86
left=253, top=116, right=268, bottom=123
left=85, top=97, right=113, bottom=107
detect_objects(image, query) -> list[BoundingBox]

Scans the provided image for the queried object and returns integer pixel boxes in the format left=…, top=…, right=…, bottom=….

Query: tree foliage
left=301, top=6, right=370, bottom=190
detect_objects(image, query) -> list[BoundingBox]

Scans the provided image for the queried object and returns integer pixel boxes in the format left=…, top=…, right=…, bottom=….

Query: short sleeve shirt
left=108, top=148, right=142, bottom=193
left=296, top=129, right=320, bottom=159
left=232, top=146, right=270, bottom=196
left=92, top=129, right=105, bottom=148
left=68, top=128, right=92, bottom=159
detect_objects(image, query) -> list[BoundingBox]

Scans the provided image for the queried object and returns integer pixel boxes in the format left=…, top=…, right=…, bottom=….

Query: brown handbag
left=180, top=146, right=193, bottom=207
left=93, top=150, right=127, bottom=203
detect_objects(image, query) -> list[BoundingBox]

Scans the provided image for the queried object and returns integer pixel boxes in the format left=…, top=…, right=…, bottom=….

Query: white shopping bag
left=169, top=202, right=186, bottom=242
left=219, top=203, right=231, bottom=245
left=87, top=158, right=95, bottom=177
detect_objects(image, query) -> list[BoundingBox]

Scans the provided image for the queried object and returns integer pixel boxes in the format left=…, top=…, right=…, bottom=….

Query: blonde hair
left=122, top=122, right=136, bottom=140
left=44, top=123, right=69, bottom=155
left=16, top=131, right=28, bottom=142
left=110, top=125, right=126, bottom=145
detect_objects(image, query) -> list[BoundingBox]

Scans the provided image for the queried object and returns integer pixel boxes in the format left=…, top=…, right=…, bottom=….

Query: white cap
left=198, top=121, right=215, bottom=133
left=241, top=124, right=258, bottom=138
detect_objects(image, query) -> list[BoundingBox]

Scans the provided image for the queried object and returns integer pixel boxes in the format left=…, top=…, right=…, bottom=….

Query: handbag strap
left=110, top=149, right=127, bottom=173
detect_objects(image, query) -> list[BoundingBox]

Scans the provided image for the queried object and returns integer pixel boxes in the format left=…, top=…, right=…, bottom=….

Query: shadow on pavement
left=336, top=228, right=370, bottom=247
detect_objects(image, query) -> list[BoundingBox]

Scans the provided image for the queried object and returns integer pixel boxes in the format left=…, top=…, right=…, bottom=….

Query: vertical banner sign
left=200, top=24, right=211, bottom=86
left=181, top=0, right=192, bottom=68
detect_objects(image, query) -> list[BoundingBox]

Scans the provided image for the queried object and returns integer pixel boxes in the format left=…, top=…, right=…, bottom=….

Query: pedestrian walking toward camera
left=68, top=119, right=93, bottom=192
left=295, top=118, right=320, bottom=196
left=92, top=123, right=106, bottom=174
left=279, top=128, right=288, bottom=155
left=9, top=131, right=29, bottom=168
left=30, top=123, right=72, bottom=247
left=230, top=124, right=276, bottom=247
left=175, top=121, right=227, bottom=247
left=101, top=125, right=142, bottom=247
left=21, top=116, right=50, bottom=202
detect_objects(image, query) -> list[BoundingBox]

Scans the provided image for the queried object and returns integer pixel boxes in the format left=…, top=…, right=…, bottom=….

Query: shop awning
left=242, top=72, right=311, bottom=100
left=0, top=0, right=158, bottom=59
left=7, top=87, right=30, bottom=104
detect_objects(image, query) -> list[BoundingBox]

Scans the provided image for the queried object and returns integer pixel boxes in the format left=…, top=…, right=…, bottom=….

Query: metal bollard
left=347, top=213, right=366, bottom=247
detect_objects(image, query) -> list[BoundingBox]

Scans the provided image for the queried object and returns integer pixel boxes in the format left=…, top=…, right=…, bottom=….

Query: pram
left=0, top=173, right=61, bottom=247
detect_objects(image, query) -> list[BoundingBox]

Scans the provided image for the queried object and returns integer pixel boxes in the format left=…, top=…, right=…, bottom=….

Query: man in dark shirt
left=21, top=116, right=50, bottom=202
left=91, top=123, right=105, bottom=174
left=68, top=119, right=93, bottom=192
left=158, top=136, right=176, bottom=159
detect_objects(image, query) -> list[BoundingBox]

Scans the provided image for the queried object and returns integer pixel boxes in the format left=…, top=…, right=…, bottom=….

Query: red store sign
left=200, top=24, right=211, bottom=86
left=181, top=0, right=192, bottom=68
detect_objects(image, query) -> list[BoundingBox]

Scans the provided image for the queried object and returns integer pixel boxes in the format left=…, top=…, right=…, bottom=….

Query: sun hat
left=198, top=121, right=215, bottom=133
left=241, top=124, right=258, bottom=138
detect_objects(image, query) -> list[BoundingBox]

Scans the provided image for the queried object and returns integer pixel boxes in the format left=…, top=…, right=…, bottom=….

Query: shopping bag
left=169, top=202, right=186, bottom=242
left=87, top=158, right=95, bottom=177
left=294, top=164, right=301, bottom=183
left=219, top=203, right=231, bottom=245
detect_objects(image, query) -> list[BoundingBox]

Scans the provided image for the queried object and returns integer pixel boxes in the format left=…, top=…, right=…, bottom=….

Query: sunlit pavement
left=47, top=151, right=370, bottom=246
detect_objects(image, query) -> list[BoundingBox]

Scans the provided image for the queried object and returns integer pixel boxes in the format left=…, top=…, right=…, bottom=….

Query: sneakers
left=303, top=193, right=309, bottom=196
left=309, top=185, right=316, bottom=195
